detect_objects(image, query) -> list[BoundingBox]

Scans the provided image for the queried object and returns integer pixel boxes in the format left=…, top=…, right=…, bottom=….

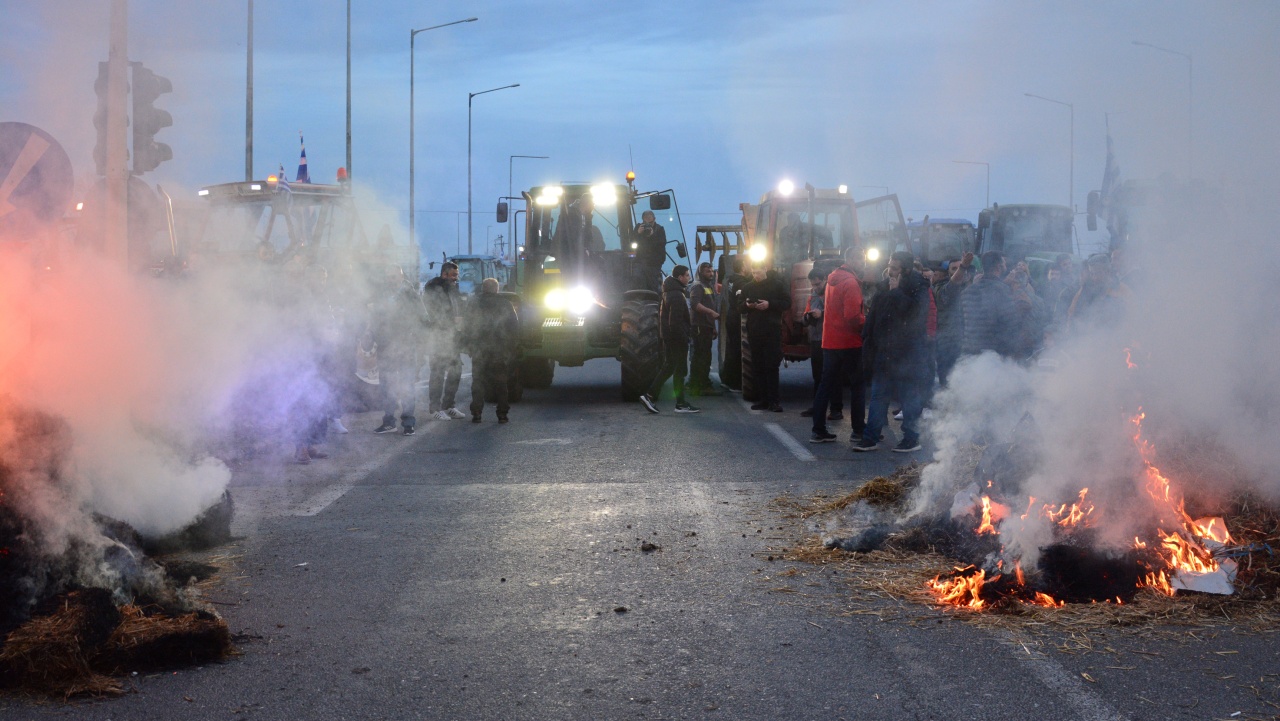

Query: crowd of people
left=641, top=247, right=1134, bottom=454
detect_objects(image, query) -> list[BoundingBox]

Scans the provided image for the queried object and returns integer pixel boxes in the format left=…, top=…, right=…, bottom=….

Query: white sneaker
left=432, top=410, right=452, bottom=421
left=444, top=407, right=467, bottom=420
left=330, top=417, right=349, bottom=434
left=893, top=411, right=904, bottom=421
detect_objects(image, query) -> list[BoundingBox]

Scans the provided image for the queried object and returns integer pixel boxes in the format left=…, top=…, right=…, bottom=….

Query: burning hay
left=0, top=589, right=233, bottom=697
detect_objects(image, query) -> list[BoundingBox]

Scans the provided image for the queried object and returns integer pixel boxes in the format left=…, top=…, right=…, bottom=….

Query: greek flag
left=295, top=132, right=310, bottom=184
left=277, top=164, right=292, bottom=193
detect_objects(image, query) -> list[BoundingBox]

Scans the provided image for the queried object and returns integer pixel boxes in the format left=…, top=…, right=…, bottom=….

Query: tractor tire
left=739, top=315, right=759, bottom=402
left=507, top=363, right=524, bottom=403
left=620, top=299, right=661, bottom=401
left=520, top=357, right=555, bottom=389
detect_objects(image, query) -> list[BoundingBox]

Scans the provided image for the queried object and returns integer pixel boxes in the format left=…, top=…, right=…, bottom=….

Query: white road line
left=289, top=445, right=416, bottom=517
left=764, top=422, right=816, bottom=462
left=1001, top=632, right=1130, bottom=721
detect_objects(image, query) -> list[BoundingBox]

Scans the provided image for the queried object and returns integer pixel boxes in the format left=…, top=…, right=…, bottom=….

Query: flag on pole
left=295, top=132, right=310, bottom=184
left=277, top=163, right=292, bottom=193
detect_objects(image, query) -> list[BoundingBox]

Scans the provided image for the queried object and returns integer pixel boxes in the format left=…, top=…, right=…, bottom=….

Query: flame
left=1014, top=561, right=1026, bottom=586
left=928, top=567, right=986, bottom=609
left=1031, top=592, right=1064, bottom=608
left=1042, top=487, right=1096, bottom=528
left=977, top=496, right=998, bottom=535
left=1124, top=347, right=1138, bottom=369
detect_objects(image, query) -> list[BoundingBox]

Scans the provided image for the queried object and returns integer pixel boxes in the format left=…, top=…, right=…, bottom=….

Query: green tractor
left=975, top=203, right=1076, bottom=281
left=497, top=175, right=688, bottom=400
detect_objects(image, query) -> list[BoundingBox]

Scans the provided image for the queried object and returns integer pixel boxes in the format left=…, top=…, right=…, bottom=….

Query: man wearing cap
left=634, top=210, right=668, bottom=292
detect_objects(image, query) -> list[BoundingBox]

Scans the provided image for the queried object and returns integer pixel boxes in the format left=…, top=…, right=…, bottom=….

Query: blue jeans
left=864, top=373, right=924, bottom=445
left=811, top=347, right=865, bottom=436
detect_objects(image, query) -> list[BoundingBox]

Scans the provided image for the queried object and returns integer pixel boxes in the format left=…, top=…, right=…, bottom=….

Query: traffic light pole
left=105, top=0, right=129, bottom=266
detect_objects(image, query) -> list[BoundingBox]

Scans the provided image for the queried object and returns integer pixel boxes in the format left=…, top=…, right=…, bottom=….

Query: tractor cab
left=908, top=216, right=976, bottom=269
left=976, top=203, right=1075, bottom=280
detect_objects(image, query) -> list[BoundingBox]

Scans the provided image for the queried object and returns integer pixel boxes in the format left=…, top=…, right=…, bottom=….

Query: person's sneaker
left=403, top=426, right=416, bottom=436
left=330, top=417, right=349, bottom=434
left=893, top=438, right=922, bottom=453
left=445, top=407, right=467, bottom=420
left=828, top=411, right=844, bottom=421
left=893, top=410, right=904, bottom=421
left=472, top=415, right=482, bottom=423
left=769, top=404, right=784, bottom=413
left=800, top=408, right=814, bottom=418
left=307, top=446, right=329, bottom=459
left=810, top=431, right=837, bottom=443
left=498, top=416, right=509, bottom=424
left=374, top=423, right=398, bottom=434
left=750, top=402, right=768, bottom=411
left=432, top=410, right=452, bottom=421
left=294, top=445, right=311, bottom=464
left=851, top=438, right=878, bottom=452
left=674, top=402, right=701, bottom=414
left=640, top=394, right=659, bottom=414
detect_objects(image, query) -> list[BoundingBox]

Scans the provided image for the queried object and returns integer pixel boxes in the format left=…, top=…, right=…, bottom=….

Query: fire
left=1124, top=347, right=1138, bottom=369
left=977, top=496, right=997, bottom=535
left=928, top=567, right=986, bottom=609
left=1031, top=592, right=1064, bottom=608
left=1041, top=487, right=1096, bottom=528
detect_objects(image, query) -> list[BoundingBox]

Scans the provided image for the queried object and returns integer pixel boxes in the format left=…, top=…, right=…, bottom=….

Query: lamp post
left=345, top=0, right=351, bottom=180
left=409, top=17, right=476, bottom=256
left=1133, top=40, right=1193, bottom=176
left=1024, top=92, right=1074, bottom=211
left=246, top=0, right=253, bottom=181
left=468, top=83, right=520, bottom=253
left=952, top=160, right=990, bottom=208
left=508, top=154, right=548, bottom=254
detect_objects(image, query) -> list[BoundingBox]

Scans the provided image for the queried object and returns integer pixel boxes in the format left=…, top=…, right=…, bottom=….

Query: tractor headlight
left=590, top=184, right=617, bottom=206
left=566, top=286, right=595, bottom=315
left=866, top=247, right=881, bottom=263
left=747, top=244, right=768, bottom=264
left=545, top=288, right=567, bottom=311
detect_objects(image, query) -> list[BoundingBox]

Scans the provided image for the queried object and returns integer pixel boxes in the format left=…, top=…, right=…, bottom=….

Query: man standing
left=718, top=256, right=749, bottom=391
left=465, top=278, right=518, bottom=423
left=854, top=251, right=932, bottom=453
left=960, top=251, right=1019, bottom=359
left=371, top=265, right=427, bottom=436
left=800, top=267, right=828, bottom=419
left=809, top=248, right=866, bottom=442
left=634, top=210, right=668, bottom=292
left=687, top=261, right=721, bottom=396
left=641, top=265, right=699, bottom=414
left=424, top=262, right=465, bottom=420
left=737, top=263, right=791, bottom=412
left=934, top=253, right=973, bottom=386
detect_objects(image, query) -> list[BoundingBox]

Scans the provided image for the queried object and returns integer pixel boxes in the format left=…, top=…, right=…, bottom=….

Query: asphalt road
left=3, top=360, right=1278, bottom=720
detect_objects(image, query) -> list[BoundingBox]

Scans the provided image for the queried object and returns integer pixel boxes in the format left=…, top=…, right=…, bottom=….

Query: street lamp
left=1133, top=40, right=1193, bottom=176
left=468, top=83, right=520, bottom=253
left=1024, top=92, right=1074, bottom=211
left=952, top=160, right=990, bottom=208
left=508, top=154, right=548, bottom=254
left=409, top=17, right=476, bottom=258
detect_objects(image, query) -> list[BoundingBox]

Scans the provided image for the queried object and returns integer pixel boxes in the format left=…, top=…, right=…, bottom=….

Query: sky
left=3, top=0, right=1278, bottom=262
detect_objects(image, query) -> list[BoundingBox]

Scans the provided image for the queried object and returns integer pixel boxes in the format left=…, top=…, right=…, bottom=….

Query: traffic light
left=93, top=61, right=108, bottom=176
left=130, top=62, right=172, bottom=174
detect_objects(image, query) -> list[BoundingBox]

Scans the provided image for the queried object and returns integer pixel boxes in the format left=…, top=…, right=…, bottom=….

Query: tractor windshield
left=922, top=223, right=974, bottom=263
left=997, top=206, right=1074, bottom=260
left=765, top=199, right=854, bottom=267
left=855, top=195, right=909, bottom=258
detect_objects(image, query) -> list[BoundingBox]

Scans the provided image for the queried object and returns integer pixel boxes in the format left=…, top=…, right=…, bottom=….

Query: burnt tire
left=519, top=357, right=554, bottom=389
left=620, top=299, right=661, bottom=401
left=739, top=315, right=758, bottom=402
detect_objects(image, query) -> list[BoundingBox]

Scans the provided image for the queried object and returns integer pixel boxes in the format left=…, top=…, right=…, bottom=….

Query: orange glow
left=1124, top=347, right=1138, bottom=369
left=977, top=496, right=998, bottom=535
left=1014, top=561, right=1026, bottom=586
left=928, top=567, right=986, bottom=609
left=1042, top=487, right=1096, bottom=528
left=1031, top=592, right=1064, bottom=608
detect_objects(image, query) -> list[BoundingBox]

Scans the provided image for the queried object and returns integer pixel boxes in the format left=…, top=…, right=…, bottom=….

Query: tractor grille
left=542, top=317, right=585, bottom=328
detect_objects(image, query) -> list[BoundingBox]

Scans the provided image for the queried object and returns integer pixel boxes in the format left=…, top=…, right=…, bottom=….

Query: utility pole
left=246, top=0, right=253, bottom=181
left=105, top=0, right=129, bottom=265
left=345, top=0, right=351, bottom=180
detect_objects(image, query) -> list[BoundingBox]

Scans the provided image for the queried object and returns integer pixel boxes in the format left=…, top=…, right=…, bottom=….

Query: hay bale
left=92, top=605, right=233, bottom=674
left=0, top=589, right=123, bottom=697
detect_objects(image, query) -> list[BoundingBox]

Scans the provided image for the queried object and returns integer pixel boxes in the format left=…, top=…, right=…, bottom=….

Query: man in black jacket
left=737, top=264, right=792, bottom=412
left=465, top=278, right=519, bottom=423
left=854, top=251, right=931, bottom=453
left=424, top=262, right=464, bottom=419
left=960, top=251, right=1018, bottom=359
left=641, top=265, right=699, bottom=414
left=371, top=265, right=428, bottom=435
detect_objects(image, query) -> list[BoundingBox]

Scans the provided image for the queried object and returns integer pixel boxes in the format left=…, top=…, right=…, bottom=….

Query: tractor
left=496, top=174, right=688, bottom=400
left=692, top=183, right=906, bottom=401
left=975, top=203, right=1075, bottom=281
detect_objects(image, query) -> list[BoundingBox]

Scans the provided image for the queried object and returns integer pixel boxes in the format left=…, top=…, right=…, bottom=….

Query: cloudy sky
left=2, top=0, right=1277, bottom=261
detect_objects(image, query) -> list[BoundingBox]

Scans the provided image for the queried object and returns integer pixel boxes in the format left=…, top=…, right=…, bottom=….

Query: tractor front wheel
left=620, top=299, right=661, bottom=401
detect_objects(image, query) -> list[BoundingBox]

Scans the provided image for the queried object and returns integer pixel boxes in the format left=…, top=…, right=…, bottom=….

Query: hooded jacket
left=658, top=274, right=692, bottom=345
left=821, top=264, right=865, bottom=350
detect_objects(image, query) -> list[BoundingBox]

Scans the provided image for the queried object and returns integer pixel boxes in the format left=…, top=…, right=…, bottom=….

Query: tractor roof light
left=748, top=244, right=769, bottom=264
left=590, top=184, right=617, bottom=206
left=197, top=188, right=210, bottom=196
left=778, top=179, right=795, bottom=196
left=536, top=185, right=563, bottom=205
left=866, top=247, right=882, bottom=262
left=625, top=170, right=636, bottom=182
left=838, top=184, right=849, bottom=194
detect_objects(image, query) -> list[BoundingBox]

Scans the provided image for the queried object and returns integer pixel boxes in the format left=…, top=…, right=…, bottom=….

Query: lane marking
left=1000, top=631, right=1130, bottom=721
left=764, top=422, right=816, bottom=462
left=289, top=436, right=423, bottom=517
left=514, top=438, right=573, bottom=445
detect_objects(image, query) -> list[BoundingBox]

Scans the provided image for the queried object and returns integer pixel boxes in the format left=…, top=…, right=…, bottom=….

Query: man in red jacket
left=809, top=247, right=867, bottom=443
